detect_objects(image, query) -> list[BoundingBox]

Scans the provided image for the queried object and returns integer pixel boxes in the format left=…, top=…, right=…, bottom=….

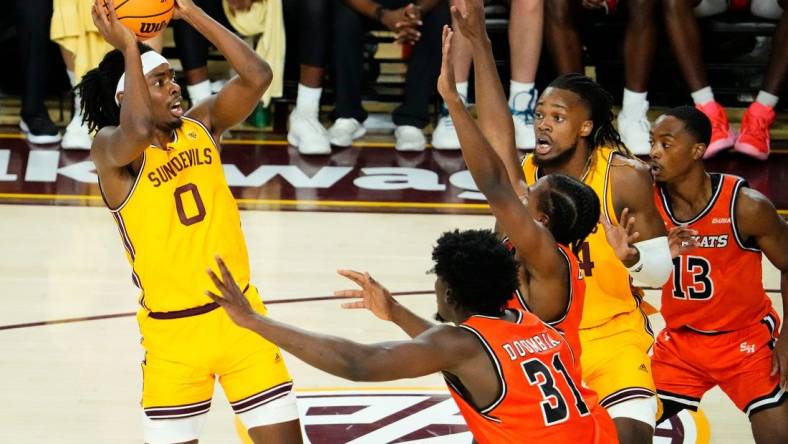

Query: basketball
left=110, top=0, right=175, bottom=40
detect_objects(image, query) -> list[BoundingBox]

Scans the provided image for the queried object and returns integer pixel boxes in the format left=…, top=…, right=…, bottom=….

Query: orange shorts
left=653, top=308, right=785, bottom=417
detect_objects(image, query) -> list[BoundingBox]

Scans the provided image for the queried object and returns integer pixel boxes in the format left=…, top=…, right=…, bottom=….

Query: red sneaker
left=734, top=102, right=775, bottom=161
left=695, top=101, right=735, bottom=159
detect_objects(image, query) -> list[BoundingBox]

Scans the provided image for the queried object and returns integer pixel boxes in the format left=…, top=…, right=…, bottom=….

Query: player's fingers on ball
left=105, top=0, right=118, bottom=18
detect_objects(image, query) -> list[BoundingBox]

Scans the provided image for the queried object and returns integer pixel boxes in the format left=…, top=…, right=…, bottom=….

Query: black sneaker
left=20, top=115, right=62, bottom=144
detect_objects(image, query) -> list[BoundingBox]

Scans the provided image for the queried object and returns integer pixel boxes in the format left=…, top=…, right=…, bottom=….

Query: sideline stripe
left=2, top=132, right=788, bottom=151
left=0, top=192, right=784, bottom=213
left=0, top=192, right=491, bottom=210
left=0, top=290, right=435, bottom=331
left=2, top=286, right=781, bottom=331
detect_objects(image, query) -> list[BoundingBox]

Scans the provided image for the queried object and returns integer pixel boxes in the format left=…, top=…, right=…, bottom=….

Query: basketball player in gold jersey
left=526, top=77, right=672, bottom=442
left=444, top=3, right=672, bottom=443
left=77, top=1, right=302, bottom=442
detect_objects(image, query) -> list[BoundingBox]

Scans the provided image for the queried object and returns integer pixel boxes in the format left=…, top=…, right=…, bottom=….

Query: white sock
left=690, top=87, right=715, bottom=106
left=755, top=90, right=778, bottom=108
left=73, top=89, right=83, bottom=119
left=187, top=80, right=212, bottom=104
left=509, top=81, right=536, bottom=110
left=621, top=89, right=648, bottom=117
left=295, top=83, right=322, bottom=116
left=65, top=70, right=86, bottom=126
left=66, top=70, right=77, bottom=87
left=456, top=81, right=469, bottom=102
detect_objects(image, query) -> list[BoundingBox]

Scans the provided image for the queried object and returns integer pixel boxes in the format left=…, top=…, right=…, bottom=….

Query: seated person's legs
left=663, top=0, right=734, bottom=158
left=544, top=0, right=584, bottom=74
left=285, top=0, right=333, bottom=155
left=431, top=8, right=472, bottom=151
left=173, top=0, right=226, bottom=105
left=15, top=0, right=61, bottom=144
left=735, top=0, right=786, bottom=159
left=393, top=0, right=450, bottom=152
left=617, top=0, right=658, bottom=155
left=509, top=0, right=543, bottom=150
left=328, top=0, right=370, bottom=147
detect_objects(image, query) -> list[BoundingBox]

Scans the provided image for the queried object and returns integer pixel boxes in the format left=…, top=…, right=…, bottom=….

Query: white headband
left=115, top=51, right=171, bottom=106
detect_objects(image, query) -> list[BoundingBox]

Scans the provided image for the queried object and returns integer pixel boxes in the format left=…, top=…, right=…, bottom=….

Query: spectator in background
left=14, top=0, right=61, bottom=144
left=222, top=0, right=286, bottom=108
left=51, top=0, right=164, bottom=149
left=284, top=0, right=334, bottom=155
left=433, top=0, right=543, bottom=150
left=545, top=0, right=659, bottom=155
left=330, top=0, right=450, bottom=152
left=663, top=0, right=786, bottom=160
left=173, top=0, right=230, bottom=105
left=175, top=0, right=285, bottom=116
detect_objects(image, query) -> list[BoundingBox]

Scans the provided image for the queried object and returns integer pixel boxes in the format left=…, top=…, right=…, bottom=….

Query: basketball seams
left=117, top=5, right=176, bottom=21
left=113, top=0, right=132, bottom=13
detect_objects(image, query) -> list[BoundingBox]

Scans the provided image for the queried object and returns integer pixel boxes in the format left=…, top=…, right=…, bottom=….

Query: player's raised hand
left=772, top=332, right=788, bottom=391
left=450, top=0, right=487, bottom=41
left=206, top=256, right=258, bottom=329
left=437, top=26, right=459, bottom=103
left=601, top=208, right=641, bottom=264
left=335, top=270, right=396, bottom=321
left=173, top=0, right=197, bottom=20
left=667, top=226, right=698, bottom=258
left=92, top=0, right=136, bottom=50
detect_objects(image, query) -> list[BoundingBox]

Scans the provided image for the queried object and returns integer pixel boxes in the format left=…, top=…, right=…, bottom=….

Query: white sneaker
left=288, top=111, right=331, bottom=155
left=513, top=115, right=535, bottom=150
left=510, top=90, right=537, bottom=150
left=431, top=115, right=460, bottom=150
left=61, top=115, right=93, bottom=150
left=617, top=102, right=651, bottom=155
left=395, top=125, right=426, bottom=152
left=328, top=118, right=366, bottom=147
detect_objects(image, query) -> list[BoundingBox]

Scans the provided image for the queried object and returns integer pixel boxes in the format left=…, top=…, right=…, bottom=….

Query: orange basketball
left=111, top=0, right=175, bottom=40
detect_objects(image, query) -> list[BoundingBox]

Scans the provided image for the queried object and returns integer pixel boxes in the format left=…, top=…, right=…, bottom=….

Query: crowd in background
left=7, top=0, right=787, bottom=159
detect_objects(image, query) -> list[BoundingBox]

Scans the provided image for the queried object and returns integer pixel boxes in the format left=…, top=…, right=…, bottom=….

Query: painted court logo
left=295, top=390, right=469, bottom=443
left=239, top=389, right=709, bottom=444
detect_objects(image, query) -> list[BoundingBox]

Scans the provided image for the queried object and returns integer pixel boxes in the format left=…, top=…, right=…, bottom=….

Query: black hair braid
left=548, top=73, right=634, bottom=158
left=75, top=43, right=153, bottom=133
left=542, top=174, right=602, bottom=255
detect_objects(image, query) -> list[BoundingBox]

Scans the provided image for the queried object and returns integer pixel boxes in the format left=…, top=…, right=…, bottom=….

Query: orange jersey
left=447, top=310, right=618, bottom=444
left=503, top=239, right=586, bottom=357
left=654, top=173, right=772, bottom=332
left=523, top=148, right=643, bottom=328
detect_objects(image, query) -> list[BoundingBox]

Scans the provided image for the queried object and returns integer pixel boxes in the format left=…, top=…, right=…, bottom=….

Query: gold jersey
left=106, top=116, right=250, bottom=312
left=522, top=147, right=639, bottom=328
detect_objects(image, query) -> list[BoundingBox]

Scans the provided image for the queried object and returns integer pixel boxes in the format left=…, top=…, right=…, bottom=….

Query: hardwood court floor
left=0, top=204, right=781, bottom=443
left=1, top=126, right=786, bottom=443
